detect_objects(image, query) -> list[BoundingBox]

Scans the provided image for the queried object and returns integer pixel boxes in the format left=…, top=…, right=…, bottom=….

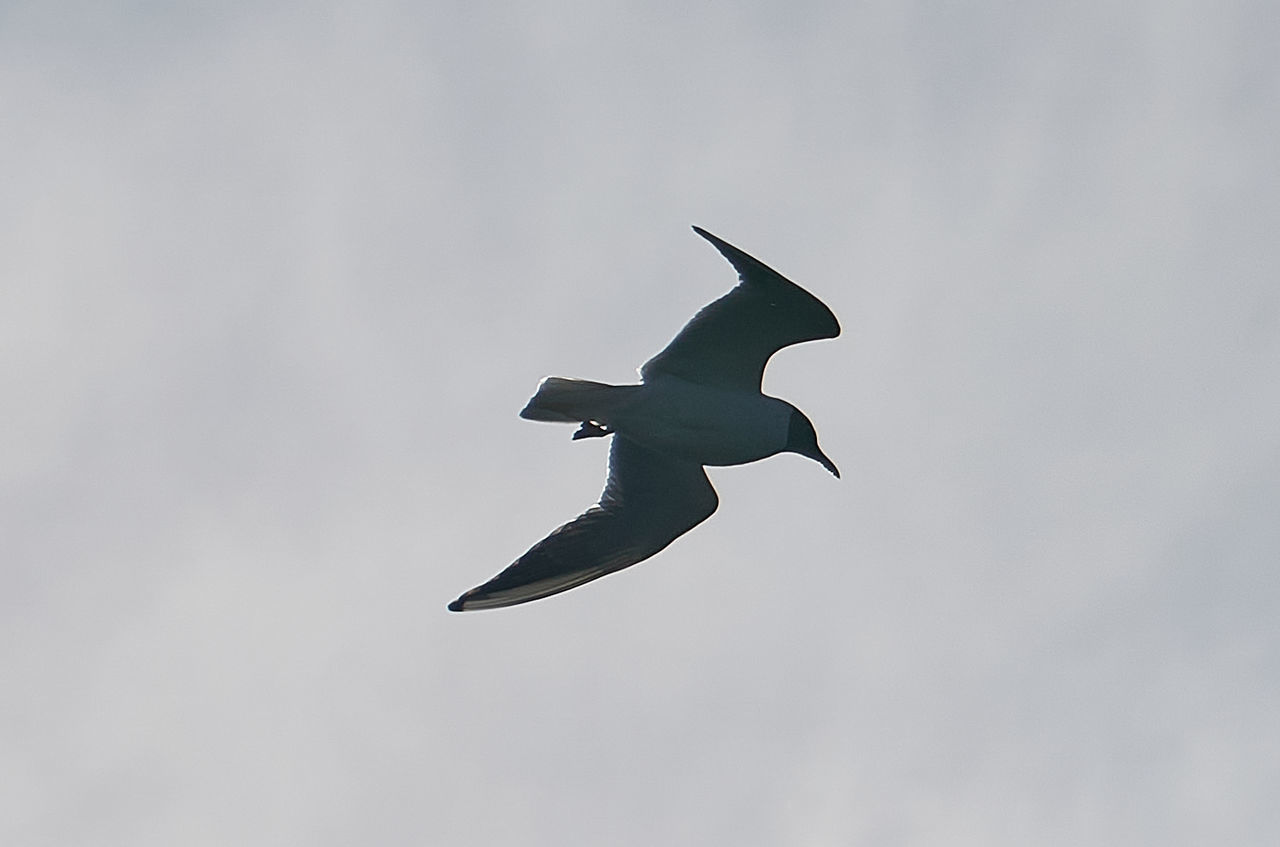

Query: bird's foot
left=572, top=421, right=611, bottom=440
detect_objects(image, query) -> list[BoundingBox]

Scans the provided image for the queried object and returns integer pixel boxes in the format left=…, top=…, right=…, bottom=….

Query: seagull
left=448, top=226, right=840, bottom=612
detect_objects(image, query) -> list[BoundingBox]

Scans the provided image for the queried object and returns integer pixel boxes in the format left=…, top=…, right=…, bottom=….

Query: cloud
left=2, top=2, right=1276, bottom=844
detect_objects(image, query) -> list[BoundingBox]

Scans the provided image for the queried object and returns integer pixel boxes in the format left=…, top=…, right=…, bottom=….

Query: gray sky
left=3, top=1, right=1278, bottom=844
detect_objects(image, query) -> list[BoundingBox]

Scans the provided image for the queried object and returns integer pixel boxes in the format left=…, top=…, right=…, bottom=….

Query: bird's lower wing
left=448, top=437, right=718, bottom=611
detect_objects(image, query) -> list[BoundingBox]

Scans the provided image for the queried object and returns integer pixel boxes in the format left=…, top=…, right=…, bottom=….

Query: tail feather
left=519, top=377, right=635, bottom=424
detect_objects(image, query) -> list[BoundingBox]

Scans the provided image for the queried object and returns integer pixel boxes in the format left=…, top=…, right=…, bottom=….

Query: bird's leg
left=572, top=421, right=611, bottom=440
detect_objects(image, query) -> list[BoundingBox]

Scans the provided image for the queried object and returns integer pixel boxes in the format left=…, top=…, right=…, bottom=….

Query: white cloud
left=2, top=2, right=1277, bottom=844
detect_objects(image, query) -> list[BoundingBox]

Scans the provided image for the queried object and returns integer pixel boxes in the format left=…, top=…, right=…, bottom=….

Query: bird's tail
left=519, top=377, right=637, bottom=424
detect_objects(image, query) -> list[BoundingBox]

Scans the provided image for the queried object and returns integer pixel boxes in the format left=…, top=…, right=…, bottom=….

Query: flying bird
left=448, top=226, right=840, bottom=612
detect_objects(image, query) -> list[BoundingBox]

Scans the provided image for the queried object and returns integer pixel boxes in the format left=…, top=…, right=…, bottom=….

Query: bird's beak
left=812, top=447, right=840, bottom=478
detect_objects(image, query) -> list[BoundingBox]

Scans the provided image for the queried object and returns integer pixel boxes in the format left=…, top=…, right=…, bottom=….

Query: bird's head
left=785, top=408, right=839, bottom=478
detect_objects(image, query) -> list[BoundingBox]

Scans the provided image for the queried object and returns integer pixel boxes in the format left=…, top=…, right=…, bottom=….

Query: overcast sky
left=3, top=1, right=1278, bottom=844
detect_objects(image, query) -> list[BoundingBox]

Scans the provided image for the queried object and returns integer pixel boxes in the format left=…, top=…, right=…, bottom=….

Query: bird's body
left=448, top=227, right=840, bottom=612
left=523, top=374, right=795, bottom=467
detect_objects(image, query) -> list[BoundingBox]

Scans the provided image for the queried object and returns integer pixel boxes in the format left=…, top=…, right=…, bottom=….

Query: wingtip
left=690, top=224, right=716, bottom=243
left=447, top=596, right=467, bottom=612
left=690, top=226, right=747, bottom=264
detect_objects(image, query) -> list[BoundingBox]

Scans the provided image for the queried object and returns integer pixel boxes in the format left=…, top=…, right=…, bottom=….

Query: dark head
left=786, top=408, right=839, bottom=478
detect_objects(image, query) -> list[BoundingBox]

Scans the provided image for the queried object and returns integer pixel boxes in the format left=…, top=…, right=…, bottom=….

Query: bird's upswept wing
left=448, top=436, right=718, bottom=611
left=639, top=227, right=840, bottom=392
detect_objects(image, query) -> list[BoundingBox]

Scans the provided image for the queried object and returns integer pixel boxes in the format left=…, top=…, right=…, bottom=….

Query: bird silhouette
left=448, top=227, right=839, bottom=611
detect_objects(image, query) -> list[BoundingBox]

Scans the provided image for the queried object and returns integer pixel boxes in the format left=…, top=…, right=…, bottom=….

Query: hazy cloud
left=3, top=2, right=1277, bottom=844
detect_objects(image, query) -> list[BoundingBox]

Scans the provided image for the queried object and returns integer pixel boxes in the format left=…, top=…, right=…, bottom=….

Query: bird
left=447, top=226, right=840, bottom=612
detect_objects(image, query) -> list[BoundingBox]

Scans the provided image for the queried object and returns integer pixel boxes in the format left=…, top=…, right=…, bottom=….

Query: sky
left=2, top=1, right=1278, bottom=844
